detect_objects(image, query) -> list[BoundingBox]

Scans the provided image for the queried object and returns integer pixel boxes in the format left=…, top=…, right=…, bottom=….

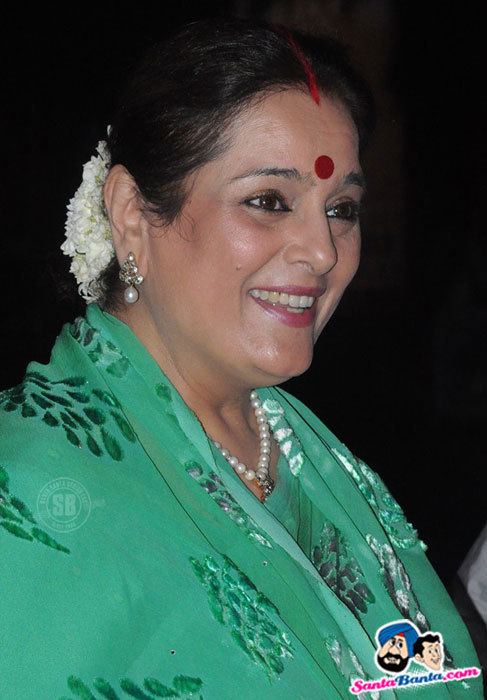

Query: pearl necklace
left=209, top=390, right=275, bottom=499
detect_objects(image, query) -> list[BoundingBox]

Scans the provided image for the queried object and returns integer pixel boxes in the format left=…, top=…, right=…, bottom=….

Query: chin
left=257, top=351, right=314, bottom=384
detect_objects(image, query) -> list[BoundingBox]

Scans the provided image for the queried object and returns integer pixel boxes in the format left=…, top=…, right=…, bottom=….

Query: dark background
left=3, top=2, right=485, bottom=599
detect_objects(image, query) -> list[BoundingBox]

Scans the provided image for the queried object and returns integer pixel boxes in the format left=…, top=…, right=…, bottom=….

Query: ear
left=103, top=164, right=148, bottom=275
left=414, top=653, right=422, bottom=663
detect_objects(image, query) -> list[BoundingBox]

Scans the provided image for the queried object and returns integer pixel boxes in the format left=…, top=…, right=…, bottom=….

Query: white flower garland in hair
left=61, top=126, right=114, bottom=303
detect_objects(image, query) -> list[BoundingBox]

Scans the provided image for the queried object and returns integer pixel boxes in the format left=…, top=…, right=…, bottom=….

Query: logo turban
left=378, top=622, right=419, bottom=657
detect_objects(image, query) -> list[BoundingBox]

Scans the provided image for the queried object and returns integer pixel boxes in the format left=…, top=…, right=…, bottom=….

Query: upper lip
left=249, top=285, right=326, bottom=297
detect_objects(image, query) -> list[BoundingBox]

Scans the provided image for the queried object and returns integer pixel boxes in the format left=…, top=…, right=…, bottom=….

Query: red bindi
left=314, top=155, right=334, bottom=179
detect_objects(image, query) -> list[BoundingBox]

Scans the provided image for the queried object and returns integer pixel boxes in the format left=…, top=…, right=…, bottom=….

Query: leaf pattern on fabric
left=154, top=381, right=185, bottom=436
left=155, top=382, right=172, bottom=402
left=324, top=636, right=379, bottom=700
left=60, top=673, right=204, bottom=699
left=366, top=534, right=429, bottom=629
left=189, top=553, right=294, bottom=680
left=312, top=519, right=375, bottom=618
left=331, top=445, right=424, bottom=550
left=0, top=371, right=136, bottom=462
left=70, top=317, right=130, bottom=378
left=0, top=465, right=70, bottom=554
left=260, top=399, right=304, bottom=476
left=185, top=462, right=273, bottom=549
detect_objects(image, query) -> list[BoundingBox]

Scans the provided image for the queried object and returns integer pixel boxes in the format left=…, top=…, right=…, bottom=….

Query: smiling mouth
left=249, top=288, right=320, bottom=314
left=248, top=290, right=320, bottom=328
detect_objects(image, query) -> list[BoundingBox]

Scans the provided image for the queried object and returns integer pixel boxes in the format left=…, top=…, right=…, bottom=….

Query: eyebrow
left=231, top=166, right=366, bottom=192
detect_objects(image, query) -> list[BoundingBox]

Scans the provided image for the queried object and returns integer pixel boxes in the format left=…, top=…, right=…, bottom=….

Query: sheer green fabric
left=0, top=303, right=481, bottom=699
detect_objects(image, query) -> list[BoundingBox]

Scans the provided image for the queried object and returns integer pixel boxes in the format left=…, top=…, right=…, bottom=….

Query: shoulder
left=0, top=367, right=139, bottom=570
left=0, top=343, right=134, bottom=539
left=0, top=360, right=82, bottom=552
left=0, top=357, right=89, bottom=464
left=1, top=338, right=133, bottom=464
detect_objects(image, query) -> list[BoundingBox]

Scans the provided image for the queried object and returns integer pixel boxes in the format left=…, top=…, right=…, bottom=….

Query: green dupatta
left=0, top=303, right=482, bottom=699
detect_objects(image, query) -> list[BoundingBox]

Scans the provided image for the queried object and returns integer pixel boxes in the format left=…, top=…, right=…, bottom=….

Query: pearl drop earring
left=119, top=252, right=144, bottom=304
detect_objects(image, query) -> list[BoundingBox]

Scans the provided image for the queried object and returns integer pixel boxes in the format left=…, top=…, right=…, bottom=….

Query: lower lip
left=250, top=296, right=317, bottom=327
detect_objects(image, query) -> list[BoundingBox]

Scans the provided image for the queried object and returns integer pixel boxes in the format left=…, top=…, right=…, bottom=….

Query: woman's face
left=141, top=89, right=364, bottom=389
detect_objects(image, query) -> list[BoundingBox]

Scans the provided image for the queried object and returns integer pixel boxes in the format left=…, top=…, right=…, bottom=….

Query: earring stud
left=119, top=252, right=144, bottom=304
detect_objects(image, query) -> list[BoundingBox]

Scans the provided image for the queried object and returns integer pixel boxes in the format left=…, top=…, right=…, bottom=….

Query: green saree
left=0, top=303, right=482, bottom=699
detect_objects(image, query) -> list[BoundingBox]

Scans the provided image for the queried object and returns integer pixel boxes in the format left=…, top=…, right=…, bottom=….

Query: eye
left=244, top=189, right=291, bottom=214
left=326, top=200, right=362, bottom=222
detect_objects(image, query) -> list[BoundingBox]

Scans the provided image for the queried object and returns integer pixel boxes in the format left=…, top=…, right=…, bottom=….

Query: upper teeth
left=249, top=289, right=314, bottom=308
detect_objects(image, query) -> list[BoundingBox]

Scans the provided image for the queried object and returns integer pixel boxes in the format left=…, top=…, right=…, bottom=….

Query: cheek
left=176, top=211, right=277, bottom=305
left=209, top=208, right=278, bottom=273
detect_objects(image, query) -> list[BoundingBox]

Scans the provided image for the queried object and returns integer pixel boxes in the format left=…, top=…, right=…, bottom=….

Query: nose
left=282, top=215, right=338, bottom=276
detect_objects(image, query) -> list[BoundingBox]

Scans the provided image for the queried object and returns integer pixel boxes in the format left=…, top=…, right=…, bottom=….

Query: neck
left=109, top=302, right=259, bottom=438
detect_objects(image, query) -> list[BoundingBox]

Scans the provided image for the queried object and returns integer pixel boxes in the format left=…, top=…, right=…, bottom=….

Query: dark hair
left=413, top=634, right=441, bottom=657
left=96, top=16, right=375, bottom=311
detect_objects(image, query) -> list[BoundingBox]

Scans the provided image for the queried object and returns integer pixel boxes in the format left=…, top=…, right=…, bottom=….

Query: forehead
left=213, top=89, right=359, bottom=176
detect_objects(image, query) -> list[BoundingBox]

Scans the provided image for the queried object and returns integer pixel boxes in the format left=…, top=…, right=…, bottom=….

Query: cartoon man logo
left=375, top=620, right=420, bottom=674
left=413, top=633, right=444, bottom=672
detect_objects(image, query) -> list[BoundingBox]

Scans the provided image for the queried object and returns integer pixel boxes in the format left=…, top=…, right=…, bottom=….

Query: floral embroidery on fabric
left=332, top=445, right=424, bottom=549
left=0, top=371, right=136, bottom=462
left=324, top=636, right=379, bottom=700
left=189, top=553, right=294, bottom=680
left=260, top=399, right=304, bottom=476
left=60, top=673, right=204, bottom=699
left=69, top=316, right=130, bottom=378
left=186, top=462, right=273, bottom=548
left=0, top=465, right=70, bottom=554
left=312, top=519, right=375, bottom=617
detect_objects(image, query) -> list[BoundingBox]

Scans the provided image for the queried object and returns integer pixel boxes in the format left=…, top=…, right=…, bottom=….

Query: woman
left=0, top=17, right=482, bottom=699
